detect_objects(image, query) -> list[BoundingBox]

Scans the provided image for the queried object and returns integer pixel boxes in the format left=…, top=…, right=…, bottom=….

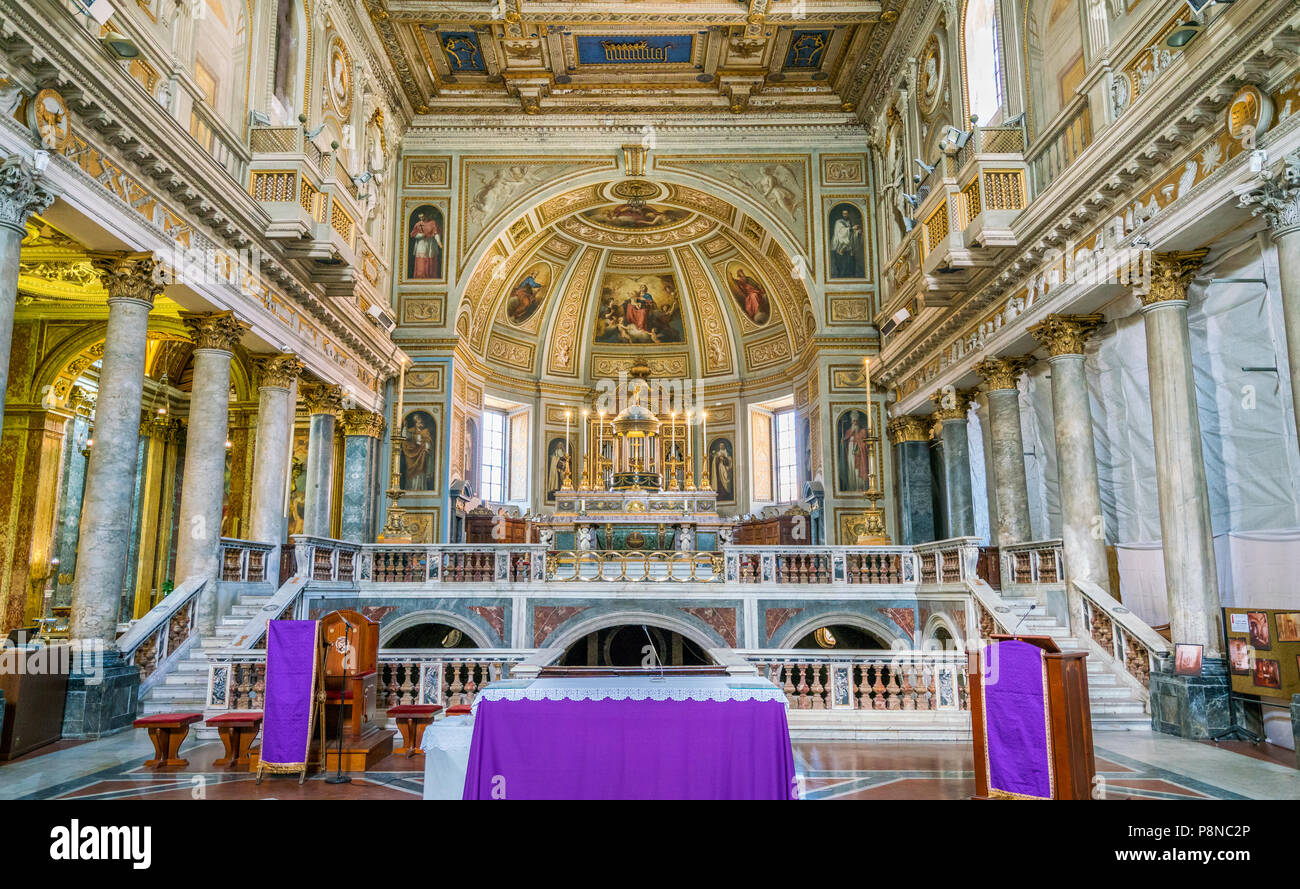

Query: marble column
left=974, top=356, right=1034, bottom=545
left=1238, top=151, right=1300, bottom=450
left=65, top=254, right=159, bottom=737
left=0, top=156, right=56, bottom=434
left=931, top=388, right=977, bottom=538
left=301, top=383, right=344, bottom=539
left=887, top=415, right=934, bottom=545
left=1140, top=250, right=1230, bottom=738
left=248, top=354, right=303, bottom=563
left=339, top=409, right=385, bottom=542
left=1030, top=314, right=1110, bottom=634
left=174, top=312, right=247, bottom=635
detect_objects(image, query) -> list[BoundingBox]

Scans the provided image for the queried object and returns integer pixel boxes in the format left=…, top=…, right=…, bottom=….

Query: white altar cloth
left=471, top=675, right=787, bottom=709
left=420, top=715, right=474, bottom=800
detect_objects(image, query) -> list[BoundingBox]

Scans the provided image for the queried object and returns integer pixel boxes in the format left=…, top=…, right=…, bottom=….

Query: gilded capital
left=0, top=155, right=56, bottom=232
left=88, top=252, right=163, bottom=306
left=1237, top=151, right=1300, bottom=237
left=301, top=382, right=345, bottom=416
left=931, top=386, right=977, bottom=422
left=1029, top=313, right=1105, bottom=357
left=341, top=408, right=385, bottom=438
left=181, top=310, right=248, bottom=353
left=1138, top=249, right=1208, bottom=307
left=974, top=355, right=1034, bottom=391
left=254, top=353, right=304, bottom=389
left=887, top=414, right=930, bottom=444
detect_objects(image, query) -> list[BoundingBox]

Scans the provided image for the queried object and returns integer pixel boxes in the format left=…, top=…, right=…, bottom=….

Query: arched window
left=271, top=0, right=306, bottom=125
left=963, top=0, right=1004, bottom=126
left=1024, top=0, right=1086, bottom=138
left=191, top=0, right=249, bottom=130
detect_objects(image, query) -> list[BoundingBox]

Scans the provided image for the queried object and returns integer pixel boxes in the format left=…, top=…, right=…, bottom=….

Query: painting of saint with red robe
left=725, top=262, right=771, bottom=325
left=592, top=272, right=685, bottom=345
left=836, top=408, right=875, bottom=494
left=406, top=204, right=444, bottom=280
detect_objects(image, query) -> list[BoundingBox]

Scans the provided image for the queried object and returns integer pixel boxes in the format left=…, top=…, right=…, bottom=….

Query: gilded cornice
left=254, top=353, right=305, bottom=390
left=181, top=310, right=248, bottom=353
left=1138, top=250, right=1209, bottom=307
left=1028, top=314, right=1105, bottom=357
left=974, top=355, right=1033, bottom=391
left=886, top=414, right=929, bottom=444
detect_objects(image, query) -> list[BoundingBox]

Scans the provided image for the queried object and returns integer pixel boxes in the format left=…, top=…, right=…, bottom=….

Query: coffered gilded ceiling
left=364, top=0, right=894, bottom=116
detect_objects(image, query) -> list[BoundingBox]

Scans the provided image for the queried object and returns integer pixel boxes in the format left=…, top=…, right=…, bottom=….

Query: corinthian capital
left=0, top=155, right=56, bottom=233
left=1139, top=249, right=1209, bottom=307
left=886, top=414, right=930, bottom=445
left=88, top=252, right=163, bottom=306
left=1029, top=313, right=1105, bottom=357
left=301, top=382, right=345, bottom=416
left=181, top=310, right=248, bottom=353
left=254, top=353, right=304, bottom=390
left=931, top=386, right=977, bottom=421
left=974, top=355, right=1034, bottom=391
left=341, top=408, right=385, bottom=438
left=1237, top=151, right=1300, bottom=237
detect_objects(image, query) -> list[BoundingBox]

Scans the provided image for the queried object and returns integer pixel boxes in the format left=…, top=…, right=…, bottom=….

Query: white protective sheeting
left=1020, top=364, right=1060, bottom=541
left=1088, top=237, right=1300, bottom=609
left=966, top=407, right=993, bottom=545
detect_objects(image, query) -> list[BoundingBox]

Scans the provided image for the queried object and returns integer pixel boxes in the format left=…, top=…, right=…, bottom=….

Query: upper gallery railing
left=999, top=539, right=1063, bottom=587
left=740, top=649, right=971, bottom=712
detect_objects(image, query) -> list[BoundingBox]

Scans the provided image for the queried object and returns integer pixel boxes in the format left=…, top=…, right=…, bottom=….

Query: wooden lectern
left=320, top=610, right=394, bottom=770
left=968, top=634, right=1095, bottom=800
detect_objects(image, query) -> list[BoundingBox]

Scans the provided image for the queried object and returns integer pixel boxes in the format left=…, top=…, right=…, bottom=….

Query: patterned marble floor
left=2, top=729, right=1296, bottom=800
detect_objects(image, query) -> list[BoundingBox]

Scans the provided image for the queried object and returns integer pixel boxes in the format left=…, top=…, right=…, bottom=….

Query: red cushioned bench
left=206, top=711, right=264, bottom=769
left=445, top=704, right=472, bottom=716
left=133, top=712, right=203, bottom=768
left=387, top=704, right=443, bottom=757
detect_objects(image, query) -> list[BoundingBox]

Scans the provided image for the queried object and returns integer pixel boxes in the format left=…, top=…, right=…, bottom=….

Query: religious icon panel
left=592, top=272, right=685, bottom=345
left=406, top=204, right=445, bottom=281
left=400, top=410, right=439, bottom=491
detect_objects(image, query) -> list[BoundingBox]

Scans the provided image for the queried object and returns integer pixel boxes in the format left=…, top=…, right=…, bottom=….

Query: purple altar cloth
left=463, top=698, right=796, bottom=800
left=260, top=620, right=319, bottom=770
left=982, top=640, right=1053, bottom=799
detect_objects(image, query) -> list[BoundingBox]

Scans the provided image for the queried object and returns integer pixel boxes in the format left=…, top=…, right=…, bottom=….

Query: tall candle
left=395, top=357, right=406, bottom=427
left=863, top=356, right=871, bottom=435
left=598, top=411, right=604, bottom=485
left=686, top=411, right=692, bottom=475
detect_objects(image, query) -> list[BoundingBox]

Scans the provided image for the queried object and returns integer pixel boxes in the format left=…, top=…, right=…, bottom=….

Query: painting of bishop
left=407, top=204, right=444, bottom=280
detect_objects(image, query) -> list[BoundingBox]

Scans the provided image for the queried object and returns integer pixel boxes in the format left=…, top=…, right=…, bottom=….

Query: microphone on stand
left=642, top=624, right=665, bottom=682
left=1012, top=603, right=1037, bottom=635
left=325, top=615, right=354, bottom=785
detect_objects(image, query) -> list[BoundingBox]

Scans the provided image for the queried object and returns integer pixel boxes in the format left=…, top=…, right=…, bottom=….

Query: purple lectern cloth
left=463, top=698, right=796, bottom=800
left=260, top=620, right=319, bottom=769
left=982, top=639, right=1052, bottom=799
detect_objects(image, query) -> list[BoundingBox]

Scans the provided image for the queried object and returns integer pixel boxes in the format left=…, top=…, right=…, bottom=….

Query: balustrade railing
left=219, top=538, right=276, bottom=583
left=117, top=576, right=205, bottom=696
left=292, top=535, right=360, bottom=584
left=741, top=650, right=970, bottom=711
left=1000, top=540, right=1063, bottom=587
left=727, top=546, right=918, bottom=585
left=1076, top=579, right=1170, bottom=691
left=1027, top=97, right=1092, bottom=197
left=547, top=550, right=722, bottom=583
left=187, top=100, right=249, bottom=183
left=913, top=538, right=980, bottom=586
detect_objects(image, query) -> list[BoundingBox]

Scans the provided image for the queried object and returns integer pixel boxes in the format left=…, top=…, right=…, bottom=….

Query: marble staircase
left=995, top=591, right=1151, bottom=730
left=138, top=590, right=273, bottom=719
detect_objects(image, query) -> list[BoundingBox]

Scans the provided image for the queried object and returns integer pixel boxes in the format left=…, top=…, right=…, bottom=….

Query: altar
left=459, top=673, right=795, bottom=800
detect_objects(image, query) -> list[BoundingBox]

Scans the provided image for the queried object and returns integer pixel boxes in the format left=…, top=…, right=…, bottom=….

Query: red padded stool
left=387, top=704, right=443, bottom=757
left=133, top=712, right=203, bottom=768
left=445, top=704, right=472, bottom=716
left=206, top=711, right=264, bottom=769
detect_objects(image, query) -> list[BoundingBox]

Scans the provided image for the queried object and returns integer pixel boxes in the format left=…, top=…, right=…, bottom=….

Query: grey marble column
left=301, top=383, right=344, bottom=539
left=339, top=409, right=384, bottom=542
left=248, top=354, right=303, bottom=551
left=174, top=312, right=247, bottom=635
left=70, top=255, right=160, bottom=645
left=1031, top=314, right=1110, bottom=633
left=931, top=388, right=977, bottom=538
left=887, top=415, right=934, bottom=545
left=1141, top=251, right=1221, bottom=656
left=974, top=356, right=1034, bottom=545
left=1239, top=151, right=1300, bottom=450
left=0, top=156, right=56, bottom=433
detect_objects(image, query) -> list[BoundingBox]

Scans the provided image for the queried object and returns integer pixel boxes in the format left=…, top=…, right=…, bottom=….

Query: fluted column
left=248, top=354, right=303, bottom=554
left=1030, top=314, right=1109, bottom=632
left=340, top=409, right=384, bottom=542
left=974, top=356, right=1034, bottom=545
left=1141, top=251, right=1221, bottom=655
left=0, top=156, right=56, bottom=433
left=70, top=255, right=161, bottom=645
left=301, top=383, right=344, bottom=538
left=931, top=388, right=977, bottom=538
left=174, top=312, right=247, bottom=634
left=887, top=415, right=934, bottom=545
left=1239, top=151, right=1300, bottom=450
